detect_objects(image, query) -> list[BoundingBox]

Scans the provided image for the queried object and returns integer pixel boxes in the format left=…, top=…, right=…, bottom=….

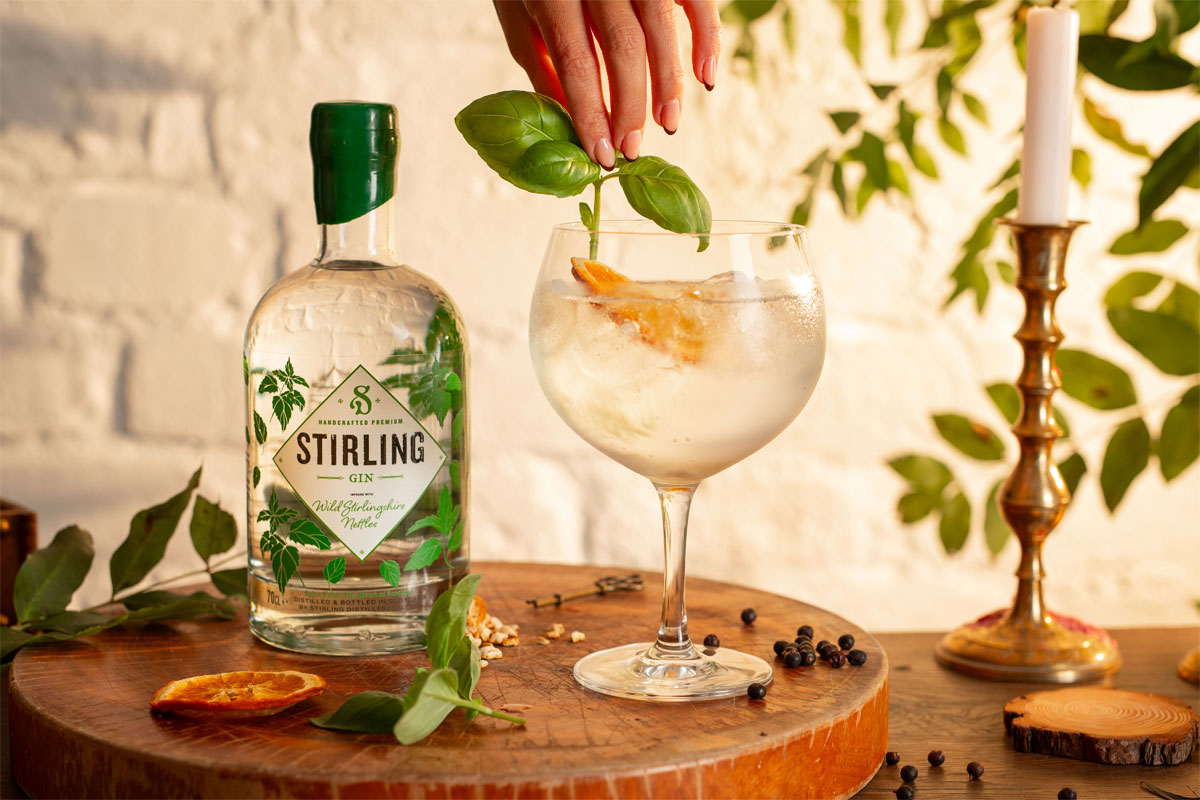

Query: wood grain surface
left=1003, top=687, right=1199, bottom=765
left=857, top=628, right=1200, bottom=799
left=8, top=562, right=888, bottom=800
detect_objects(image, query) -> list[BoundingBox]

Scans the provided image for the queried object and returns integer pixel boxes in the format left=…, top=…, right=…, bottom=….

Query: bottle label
left=273, top=364, right=446, bottom=561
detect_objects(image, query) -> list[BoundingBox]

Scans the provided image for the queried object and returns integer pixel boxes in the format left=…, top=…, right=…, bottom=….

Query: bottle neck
left=315, top=199, right=396, bottom=266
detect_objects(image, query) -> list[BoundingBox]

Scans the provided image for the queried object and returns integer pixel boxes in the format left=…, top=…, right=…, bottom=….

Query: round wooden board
left=9, top=562, right=888, bottom=799
left=1004, top=686, right=1200, bottom=766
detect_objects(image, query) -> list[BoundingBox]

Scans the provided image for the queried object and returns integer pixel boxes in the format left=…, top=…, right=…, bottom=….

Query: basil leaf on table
left=394, top=668, right=462, bottom=745
left=617, top=156, right=712, bottom=240
left=455, top=91, right=577, bottom=182
left=310, top=691, right=405, bottom=734
left=448, top=636, right=482, bottom=721
left=510, top=141, right=600, bottom=197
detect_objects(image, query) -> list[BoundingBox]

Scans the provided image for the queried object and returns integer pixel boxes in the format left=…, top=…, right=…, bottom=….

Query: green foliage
left=933, top=414, right=1005, bottom=461
left=1078, top=35, right=1198, bottom=91
left=403, top=483, right=464, bottom=572
left=310, top=575, right=524, bottom=745
left=1159, top=386, right=1200, bottom=481
left=1100, top=418, right=1152, bottom=511
left=457, top=90, right=711, bottom=248
left=1057, top=349, right=1137, bottom=410
left=1109, top=220, right=1189, bottom=255
left=4, top=470, right=242, bottom=663
left=323, top=557, right=346, bottom=585
left=1139, top=122, right=1199, bottom=226
left=939, top=490, right=971, bottom=553
left=257, top=488, right=330, bottom=593
left=982, top=481, right=1008, bottom=555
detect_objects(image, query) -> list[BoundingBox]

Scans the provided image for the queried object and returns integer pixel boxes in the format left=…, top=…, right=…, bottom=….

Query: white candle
left=1017, top=6, right=1079, bottom=225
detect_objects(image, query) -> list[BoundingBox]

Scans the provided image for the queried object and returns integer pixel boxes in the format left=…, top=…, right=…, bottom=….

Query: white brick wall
left=1, top=0, right=1196, bottom=632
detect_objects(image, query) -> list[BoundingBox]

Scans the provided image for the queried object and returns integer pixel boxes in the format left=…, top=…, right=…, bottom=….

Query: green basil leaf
left=1079, top=35, right=1198, bottom=90
left=1160, top=386, right=1200, bottom=481
left=425, top=573, right=482, bottom=670
left=1058, top=452, right=1088, bottom=499
left=323, top=557, right=346, bottom=585
left=1104, top=271, right=1163, bottom=308
left=211, top=568, right=248, bottom=597
left=311, top=690, right=405, bottom=734
left=508, top=140, right=599, bottom=197
left=110, top=468, right=201, bottom=595
left=1083, top=97, right=1150, bottom=157
left=939, top=491, right=971, bottom=553
left=1107, top=308, right=1200, bottom=375
left=379, top=559, right=402, bottom=587
left=933, top=414, right=1006, bottom=461
left=190, top=496, right=237, bottom=562
left=394, top=668, right=459, bottom=745
left=1100, top=417, right=1151, bottom=511
left=1057, top=349, right=1138, bottom=409
left=14, top=525, right=94, bottom=624
left=983, top=481, right=1010, bottom=555
left=1140, top=122, right=1199, bottom=226
left=448, top=636, right=481, bottom=721
left=617, top=155, right=712, bottom=237
left=454, top=90, right=577, bottom=182
left=888, top=455, right=954, bottom=494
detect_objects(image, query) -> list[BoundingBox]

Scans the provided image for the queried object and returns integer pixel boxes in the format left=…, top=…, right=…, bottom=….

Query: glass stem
left=650, top=483, right=697, bottom=659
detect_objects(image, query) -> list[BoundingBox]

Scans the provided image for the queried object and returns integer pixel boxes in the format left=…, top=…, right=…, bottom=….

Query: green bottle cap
left=310, top=102, right=399, bottom=225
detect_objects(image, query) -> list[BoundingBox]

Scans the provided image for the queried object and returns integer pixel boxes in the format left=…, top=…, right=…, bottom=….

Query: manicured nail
left=702, top=56, right=716, bottom=90
left=621, top=130, right=642, bottom=161
left=593, top=137, right=615, bottom=170
left=660, top=99, right=680, bottom=135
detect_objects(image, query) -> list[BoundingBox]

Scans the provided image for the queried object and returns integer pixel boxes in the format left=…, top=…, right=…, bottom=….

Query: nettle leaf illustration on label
left=257, top=489, right=332, bottom=592
left=258, top=359, right=309, bottom=432
left=273, top=365, right=447, bottom=563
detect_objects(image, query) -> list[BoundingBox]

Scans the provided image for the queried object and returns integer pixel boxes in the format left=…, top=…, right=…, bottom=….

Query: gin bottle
left=244, top=102, right=468, bottom=655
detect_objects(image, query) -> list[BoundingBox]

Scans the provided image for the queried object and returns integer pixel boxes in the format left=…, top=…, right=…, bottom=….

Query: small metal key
left=526, top=574, right=644, bottom=608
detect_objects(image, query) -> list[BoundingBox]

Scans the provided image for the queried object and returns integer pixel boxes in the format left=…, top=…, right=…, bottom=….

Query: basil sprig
left=309, top=573, right=525, bottom=744
left=456, top=90, right=712, bottom=254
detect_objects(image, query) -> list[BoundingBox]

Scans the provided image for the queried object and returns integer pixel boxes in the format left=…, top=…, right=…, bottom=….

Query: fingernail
left=660, top=99, right=680, bottom=135
left=593, top=137, right=615, bottom=170
left=702, top=56, right=716, bottom=90
left=621, top=130, right=642, bottom=161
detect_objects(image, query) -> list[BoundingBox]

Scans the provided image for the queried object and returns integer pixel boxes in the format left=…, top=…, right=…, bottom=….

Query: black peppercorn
left=828, top=650, right=847, bottom=668
left=838, top=633, right=855, bottom=650
left=796, top=624, right=814, bottom=639
left=894, top=786, right=914, bottom=800
left=741, top=608, right=757, bottom=625
left=966, top=761, right=984, bottom=779
left=847, top=649, right=868, bottom=666
left=798, top=650, right=816, bottom=666
left=747, top=682, right=766, bottom=700
left=927, top=750, right=944, bottom=767
left=773, top=640, right=790, bottom=656
left=885, top=751, right=900, bottom=766
left=784, top=651, right=804, bottom=668
left=900, top=765, right=918, bottom=783
left=1058, top=789, right=1076, bottom=800
left=703, top=634, right=720, bottom=648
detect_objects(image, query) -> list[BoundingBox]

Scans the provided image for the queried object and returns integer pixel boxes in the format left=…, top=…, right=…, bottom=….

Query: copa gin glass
left=529, top=220, right=826, bottom=700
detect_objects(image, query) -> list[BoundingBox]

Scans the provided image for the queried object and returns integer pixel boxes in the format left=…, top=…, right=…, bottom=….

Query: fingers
left=525, top=0, right=616, bottom=169
left=586, top=0, right=647, bottom=159
left=494, top=0, right=567, bottom=105
left=636, top=0, right=683, bottom=134
left=677, top=0, right=721, bottom=90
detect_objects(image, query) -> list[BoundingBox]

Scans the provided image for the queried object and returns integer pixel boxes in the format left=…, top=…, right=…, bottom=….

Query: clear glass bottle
left=244, top=102, right=468, bottom=655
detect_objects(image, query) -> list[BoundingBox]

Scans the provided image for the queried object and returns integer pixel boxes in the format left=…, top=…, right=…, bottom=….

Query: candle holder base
left=935, top=608, right=1121, bottom=683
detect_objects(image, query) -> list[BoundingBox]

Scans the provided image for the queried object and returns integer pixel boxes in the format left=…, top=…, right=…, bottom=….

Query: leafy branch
left=310, top=574, right=525, bottom=743
left=3, top=468, right=247, bottom=664
left=455, top=90, right=711, bottom=258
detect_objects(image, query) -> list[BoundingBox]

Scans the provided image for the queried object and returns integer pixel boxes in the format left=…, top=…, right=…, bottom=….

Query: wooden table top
left=2, top=562, right=1197, bottom=799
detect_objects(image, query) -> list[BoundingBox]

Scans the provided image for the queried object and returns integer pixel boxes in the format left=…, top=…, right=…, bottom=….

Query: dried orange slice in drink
left=150, top=670, right=325, bottom=718
left=570, top=257, right=705, bottom=362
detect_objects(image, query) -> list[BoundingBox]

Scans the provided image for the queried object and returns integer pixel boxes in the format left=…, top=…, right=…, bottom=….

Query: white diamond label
left=273, top=365, right=446, bottom=561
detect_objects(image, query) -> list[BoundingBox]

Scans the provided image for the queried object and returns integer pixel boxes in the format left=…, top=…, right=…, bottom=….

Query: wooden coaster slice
left=1004, top=686, right=1199, bottom=766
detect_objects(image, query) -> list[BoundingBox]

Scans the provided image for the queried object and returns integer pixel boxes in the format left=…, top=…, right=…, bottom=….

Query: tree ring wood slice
left=1004, top=686, right=1200, bottom=765
left=9, top=562, right=889, bottom=799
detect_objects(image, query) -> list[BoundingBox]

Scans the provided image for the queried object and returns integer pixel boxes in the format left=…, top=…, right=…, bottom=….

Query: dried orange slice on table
left=150, top=670, right=325, bottom=719
left=570, top=257, right=705, bottom=363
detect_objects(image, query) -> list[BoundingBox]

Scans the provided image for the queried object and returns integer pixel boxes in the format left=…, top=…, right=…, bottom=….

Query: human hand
left=493, top=0, right=720, bottom=169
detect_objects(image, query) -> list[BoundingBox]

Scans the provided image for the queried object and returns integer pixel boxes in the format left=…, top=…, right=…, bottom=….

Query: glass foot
left=573, top=642, right=773, bottom=702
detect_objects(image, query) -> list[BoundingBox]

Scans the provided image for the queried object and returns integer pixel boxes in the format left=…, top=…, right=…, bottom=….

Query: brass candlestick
left=934, top=219, right=1122, bottom=683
